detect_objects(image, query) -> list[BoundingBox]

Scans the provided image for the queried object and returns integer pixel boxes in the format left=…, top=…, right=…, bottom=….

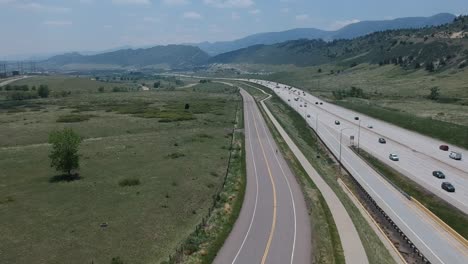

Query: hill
left=195, top=13, right=455, bottom=55
left=209, top=15, right=468, bottom=70
left=43, top=45, right=210, bottom=70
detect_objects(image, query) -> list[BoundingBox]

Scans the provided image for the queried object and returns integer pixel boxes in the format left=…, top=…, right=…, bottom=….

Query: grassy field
left=239, top=82, right=395, bottom=264
left=355, top=148, right=468, bottom=239
left=0, top=77, right=240, bottom=264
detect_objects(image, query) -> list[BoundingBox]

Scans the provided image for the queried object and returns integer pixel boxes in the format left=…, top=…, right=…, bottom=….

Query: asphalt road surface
left=214, top=89, right=311, bottom=264
left=251, top=80, right=468, bottom=264
left=254, top=80, right=468, bottom=214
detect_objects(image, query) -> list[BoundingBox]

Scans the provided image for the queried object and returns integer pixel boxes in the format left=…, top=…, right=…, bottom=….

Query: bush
left=118, top=178, right=141, bottom=187
left=56, top=114, right=94, bottom=123
left=98, top=86, right=105, bottom=93
left=7, top=91, right=38, bottom=100
left=166, top=152, right=185, bottom=159
left=38, top=85, right=49, bottom=98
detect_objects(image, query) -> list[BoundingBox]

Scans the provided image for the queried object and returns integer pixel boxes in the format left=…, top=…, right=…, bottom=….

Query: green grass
left=56, top=114, right=95, bottom=123
left=356, top=148, right=468, bottom=239
left=241, top=82, right=396, bottom=264
left=0, top=77, right=240, bottom=264
left=118, top=178, right=141, bottom=187
left=336, top=100, right=468, bottom=149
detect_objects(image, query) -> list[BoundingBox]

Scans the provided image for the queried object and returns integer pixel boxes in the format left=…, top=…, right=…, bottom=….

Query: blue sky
left=0, top=0, right=467, bottom=57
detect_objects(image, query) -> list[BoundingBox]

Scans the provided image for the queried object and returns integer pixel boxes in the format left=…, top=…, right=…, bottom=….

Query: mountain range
left=42, top=13, right=460, bottom=70
left=193, top=13, right=456, bottom=55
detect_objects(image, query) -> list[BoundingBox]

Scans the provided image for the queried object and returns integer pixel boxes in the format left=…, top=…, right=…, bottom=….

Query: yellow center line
left=248, top=100, right=278, bottom=264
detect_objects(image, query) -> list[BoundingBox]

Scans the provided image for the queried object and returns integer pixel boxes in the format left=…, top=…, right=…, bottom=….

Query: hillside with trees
left=210, top=15, right=468, bottom=71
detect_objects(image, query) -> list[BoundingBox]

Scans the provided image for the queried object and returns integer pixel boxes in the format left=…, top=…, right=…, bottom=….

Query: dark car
left=335, top=120, right=340, bottom=125
left=439, top=145, right=449, bottom=151
left=432, top=171, right=446, bottom=179
left=379, top=138, right=386, bottom=144
left=315, top=102, right=319, bottom=105
left=441, top=182, right=455, bottom=192
left=320, top=102, right=323, bottom=105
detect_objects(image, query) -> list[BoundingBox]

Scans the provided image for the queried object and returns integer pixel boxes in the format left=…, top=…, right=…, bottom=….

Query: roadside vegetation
left=239, top=82, right=396, bottom=264
left=355, top=148, right=468, bottom=239
left=0, top=76, right=239, bottom=264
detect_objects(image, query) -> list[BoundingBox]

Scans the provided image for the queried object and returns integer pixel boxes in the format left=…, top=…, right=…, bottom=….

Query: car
left=335, top=120, right=340, bottom=125
left=300, top=105, right=303, bottom=107
left=439, top=145, right=449, bottom=151
left=315, top=102, right=318, bottom=105
left=379, top=138, right=386, bottom=144
left=441, top=182, right=455, bottom=192
left=432, top=171, right=446, bottom=179
left=389, top=154, right=399, bottom=161
left=449, top=151, right=462, bottom=160
left=288, top=99, right=291, bottom=102
left=304, top=104, right=307, bottom=107
left=307, top=114, right=311, bottom=118
left=367, top=125, right=373, bottom=129
left=320, top=102, right=323, bottom=105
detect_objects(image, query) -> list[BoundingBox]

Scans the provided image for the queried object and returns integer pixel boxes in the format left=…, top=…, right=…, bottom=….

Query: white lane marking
left=257, top=81, right=449, bottom=264
left=255, top=96, right=298, bottom=264
left=232, top=94, right=260, bottom=264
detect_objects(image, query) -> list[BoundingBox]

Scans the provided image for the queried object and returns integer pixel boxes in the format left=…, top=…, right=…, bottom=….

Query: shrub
left=166, top=152, right=185, bottom=159
left=38, top=85, right=49, bottom=98
left=118, top=178, right=140, bottom=187
left=56, top=114, right=94, bottom=123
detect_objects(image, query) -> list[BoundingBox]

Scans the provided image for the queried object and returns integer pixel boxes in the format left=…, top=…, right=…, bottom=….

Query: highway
left=214, top=89, right=311, bottom=263
left=249, top=79, right=468, bottom=264
left=254, top=80, right=468, bottom=214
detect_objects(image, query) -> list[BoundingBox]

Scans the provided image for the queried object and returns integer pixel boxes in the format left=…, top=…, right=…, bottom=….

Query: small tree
left=98, top=86, right=105, bottom=93
left=38, top=85, right=49, bottom=98
left=49, top=128, right=82, bottom=176
left=153, top=81, right=160, bottom=88
left=317, top=68, right=322, bottom=73
left=425, top=62, right=435, bottom=72
left=428, top=87, right=440, bottom=100
left=185, top=103, right=190, bottom=110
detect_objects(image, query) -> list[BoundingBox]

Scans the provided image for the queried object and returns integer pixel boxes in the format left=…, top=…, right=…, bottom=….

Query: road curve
left=253, top=80, right=468, bottom=264
left=214, top=89, right=311, bottom=264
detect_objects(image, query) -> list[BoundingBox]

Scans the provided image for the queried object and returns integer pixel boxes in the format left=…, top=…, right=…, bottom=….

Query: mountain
left=195, top=13, right=456, bottom=55
left=209, top=15, right=468, bottom=70
left=43, top=45, right=210, bottom=70
left=331, top=13, right=456, bottom=39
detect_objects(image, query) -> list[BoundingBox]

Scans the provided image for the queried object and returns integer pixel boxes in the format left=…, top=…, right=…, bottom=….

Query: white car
left=389, top=154, right=399, bottom=161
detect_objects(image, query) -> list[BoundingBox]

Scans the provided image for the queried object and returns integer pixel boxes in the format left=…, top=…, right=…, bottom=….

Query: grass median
left=240, top=82, right=396, bottom=264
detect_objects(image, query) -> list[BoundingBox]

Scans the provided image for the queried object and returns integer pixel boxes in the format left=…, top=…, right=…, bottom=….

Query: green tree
left=425, top=62, right=435, bottom=72
left=153, top=81, right=161, bottom=88
left=428, top=87, right=440, bottom=100
left=48, top=128, right=82, bottom=176
left=38, top=84, right=50, bottom=98
left=98, top=86, right=105, bottom=93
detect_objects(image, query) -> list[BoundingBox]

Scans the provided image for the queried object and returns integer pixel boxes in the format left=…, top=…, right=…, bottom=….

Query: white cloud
left=43, top=20, right=72, bottom=26
left=182, top=11, right=202, bottom=19
left=328, top=19, right=360, bottom=30
left=249, top=9, right=260, bottom=15
left=231, top=12, right=240, bottom=20
left=112, top=0, right=151, bottom=4
left=143, top=16, right=160, bottom=22
left=16, top=3, right=71, bottom=13
left=203, top=0, right=254, bottom=8
left=162, top=0, right=188, bottom=5
left=295, top=14, right=309, bottom=21
left=280, top=7, right=289, bottom=13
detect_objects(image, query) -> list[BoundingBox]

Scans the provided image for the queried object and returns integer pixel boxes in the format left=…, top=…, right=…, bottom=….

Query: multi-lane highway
left=215, top=89, right=311, bottom=263
left=250, top=79, right=468, bottom=264
left=255, top=80, right=468, bottom=214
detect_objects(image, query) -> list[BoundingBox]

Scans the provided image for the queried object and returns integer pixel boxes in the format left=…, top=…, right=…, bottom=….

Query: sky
left=0, top=0, right=467, bottom=58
